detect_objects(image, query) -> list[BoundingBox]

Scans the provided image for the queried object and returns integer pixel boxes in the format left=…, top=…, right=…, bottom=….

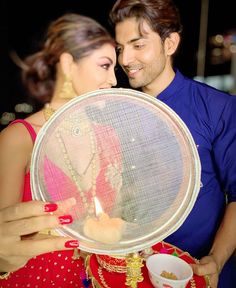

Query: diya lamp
left=83, top=196, right=125, bottom=244
left=84, top=197, right=144, bottom=288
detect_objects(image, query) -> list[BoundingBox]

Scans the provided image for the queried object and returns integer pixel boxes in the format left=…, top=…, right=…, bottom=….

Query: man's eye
left=116, top=46, right=122, bottom=54
left=134, top=44, right=144, bottom=49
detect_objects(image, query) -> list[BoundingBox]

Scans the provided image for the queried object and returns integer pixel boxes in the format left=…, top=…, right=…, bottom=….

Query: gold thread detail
left=96, top=255, right=126, bottom=273
left=0, top=272, right=11, bottom=280
left=98, top=267, right=111, bottom=288
left=190, top=278, right=197, bottom=288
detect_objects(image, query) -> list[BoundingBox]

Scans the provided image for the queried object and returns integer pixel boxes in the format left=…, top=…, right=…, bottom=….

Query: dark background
left=1, top=0, right=235, bottom=129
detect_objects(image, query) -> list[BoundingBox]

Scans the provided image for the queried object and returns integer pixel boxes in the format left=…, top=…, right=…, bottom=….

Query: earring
left=60, top=75, right=76, bottom=99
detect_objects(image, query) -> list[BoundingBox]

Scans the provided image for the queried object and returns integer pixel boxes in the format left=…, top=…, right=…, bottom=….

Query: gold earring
left=60, top=75, right=76, bottom=99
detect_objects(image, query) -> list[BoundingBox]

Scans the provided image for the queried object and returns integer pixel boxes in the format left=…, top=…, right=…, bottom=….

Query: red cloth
left=0, top=250, right=88, bottom=288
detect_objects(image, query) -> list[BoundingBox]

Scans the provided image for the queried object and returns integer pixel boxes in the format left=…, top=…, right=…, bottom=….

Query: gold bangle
left=0, top=271, right=11, bottom=280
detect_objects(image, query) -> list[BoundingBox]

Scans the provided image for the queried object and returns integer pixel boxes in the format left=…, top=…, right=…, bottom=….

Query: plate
left=86, top=241, right=208, bottom=288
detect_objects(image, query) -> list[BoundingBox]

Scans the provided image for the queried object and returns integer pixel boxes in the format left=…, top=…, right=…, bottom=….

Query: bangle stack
left=0, top=271, right=11, bottom=280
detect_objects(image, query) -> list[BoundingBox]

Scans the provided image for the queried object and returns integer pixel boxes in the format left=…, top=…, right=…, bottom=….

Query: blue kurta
left=162, top=70, right=236, bottom=287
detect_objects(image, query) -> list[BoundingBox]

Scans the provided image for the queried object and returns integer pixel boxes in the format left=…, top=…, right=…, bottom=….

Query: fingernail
left=44, top=203, right=58, bottom=212
left=58, top=215, right=73, bottom=224
left=65, top=240, right=79, bottom=248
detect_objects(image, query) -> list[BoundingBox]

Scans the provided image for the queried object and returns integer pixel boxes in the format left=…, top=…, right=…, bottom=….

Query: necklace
left=43, top=103, right=56, bottom=121
left=56, top=125, right=97, bottom=215
left=43, top=104, right=98, bottom=214
left=77, top=153, right=96, bottom=177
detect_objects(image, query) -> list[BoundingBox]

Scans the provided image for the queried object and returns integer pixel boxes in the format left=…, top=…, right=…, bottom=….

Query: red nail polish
left=58, top=215, right=73, bottom=224
left=65, top=240, right=79, bottom=248
left=44, top=203, right=58, bottom=212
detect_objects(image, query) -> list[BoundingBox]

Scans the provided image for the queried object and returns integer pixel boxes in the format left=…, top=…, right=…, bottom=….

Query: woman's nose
left=109, top=70, right=117, bottom=87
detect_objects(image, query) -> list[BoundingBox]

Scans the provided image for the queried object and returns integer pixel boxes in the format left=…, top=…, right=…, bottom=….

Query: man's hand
left=191, top=255, right=220, bottom=288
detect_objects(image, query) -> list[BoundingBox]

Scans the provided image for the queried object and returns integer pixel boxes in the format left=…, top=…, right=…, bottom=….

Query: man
left=110, top=0, right=236, bottom=287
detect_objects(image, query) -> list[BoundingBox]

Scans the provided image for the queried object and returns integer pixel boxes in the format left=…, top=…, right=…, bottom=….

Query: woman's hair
left=22, top=13, right=115, bottom=103
left=110, top=0, right=182, bottom=41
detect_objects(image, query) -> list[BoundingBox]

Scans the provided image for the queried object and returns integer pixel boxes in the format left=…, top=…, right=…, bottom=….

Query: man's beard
left=128, top=73, right=150, bottom=89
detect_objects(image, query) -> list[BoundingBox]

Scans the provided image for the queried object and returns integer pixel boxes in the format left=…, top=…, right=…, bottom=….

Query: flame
left=94, top=196, right=104, bottom=216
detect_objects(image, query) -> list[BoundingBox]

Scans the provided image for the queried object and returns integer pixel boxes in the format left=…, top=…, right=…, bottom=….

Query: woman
left=0, top=13, right=118, bottom=287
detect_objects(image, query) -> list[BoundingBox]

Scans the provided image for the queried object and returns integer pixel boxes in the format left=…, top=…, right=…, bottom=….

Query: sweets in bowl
left=146, top=253, right=193, bottom=288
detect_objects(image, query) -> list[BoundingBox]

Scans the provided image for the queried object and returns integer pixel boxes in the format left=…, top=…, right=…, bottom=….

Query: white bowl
left=146, top=253, right=193, bottom=288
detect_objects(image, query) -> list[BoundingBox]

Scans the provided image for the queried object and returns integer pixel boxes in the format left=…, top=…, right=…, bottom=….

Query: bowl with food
left=146, top=253, right=193, bottom=288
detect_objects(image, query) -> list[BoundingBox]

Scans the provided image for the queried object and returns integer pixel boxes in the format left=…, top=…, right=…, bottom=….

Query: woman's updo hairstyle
left=22, top=13, right=115, bottom=103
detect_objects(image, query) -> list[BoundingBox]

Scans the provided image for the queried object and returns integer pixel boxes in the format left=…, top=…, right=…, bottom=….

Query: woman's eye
left=101, top=64, right=110, bottom=70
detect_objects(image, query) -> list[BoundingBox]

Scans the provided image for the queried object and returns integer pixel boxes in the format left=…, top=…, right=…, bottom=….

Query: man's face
left=115, top=17, right=170, bottom=93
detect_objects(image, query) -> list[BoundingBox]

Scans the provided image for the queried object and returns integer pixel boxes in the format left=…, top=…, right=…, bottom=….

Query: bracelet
left=0, top=271, right=11, bottom=280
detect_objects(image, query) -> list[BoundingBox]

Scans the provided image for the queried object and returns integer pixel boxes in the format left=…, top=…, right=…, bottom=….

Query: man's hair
left=110, top=0, right=182, bottom=41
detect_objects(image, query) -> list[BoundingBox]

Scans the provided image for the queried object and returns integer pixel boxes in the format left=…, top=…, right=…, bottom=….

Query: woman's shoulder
left=0, top=119, right=34, bottom=151
left=0, top=110, right=43, bottom=148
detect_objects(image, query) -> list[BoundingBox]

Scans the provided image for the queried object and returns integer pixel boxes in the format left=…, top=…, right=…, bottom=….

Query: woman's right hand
left=0, top=198, right=79, bottom=273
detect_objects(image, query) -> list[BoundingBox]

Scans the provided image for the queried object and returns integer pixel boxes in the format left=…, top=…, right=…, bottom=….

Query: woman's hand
left=0, top=198, right=79, bottom=273
left=191, top=255, right=220, bottom=288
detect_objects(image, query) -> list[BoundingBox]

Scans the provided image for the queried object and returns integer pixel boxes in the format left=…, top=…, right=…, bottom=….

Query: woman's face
left=71, top=43, right=117, bottom=95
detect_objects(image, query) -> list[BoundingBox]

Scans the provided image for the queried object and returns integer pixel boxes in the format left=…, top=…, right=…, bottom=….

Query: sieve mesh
left=31, top=88, right=201, bottom=254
